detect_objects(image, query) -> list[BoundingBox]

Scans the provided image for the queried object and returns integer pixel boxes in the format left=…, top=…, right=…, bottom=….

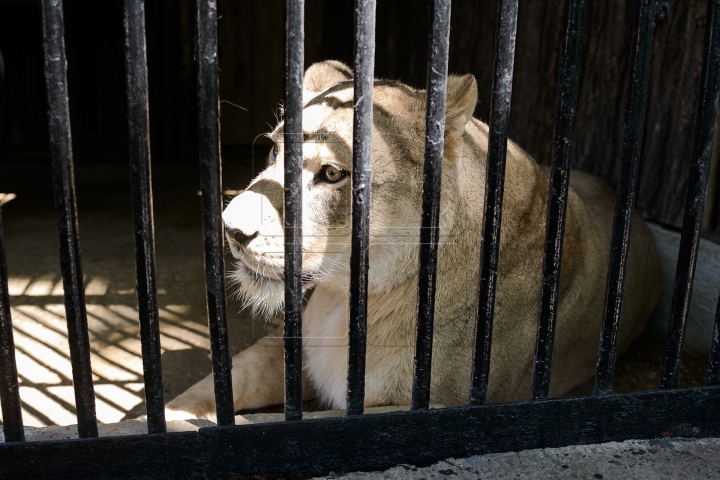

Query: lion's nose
left=225, top=226, right=258, bottom=247
left=223, top=189, right=275, bottom=247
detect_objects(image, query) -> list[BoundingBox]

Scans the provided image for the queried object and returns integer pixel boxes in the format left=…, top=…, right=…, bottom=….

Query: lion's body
left=165, top=61, right=660, bottom=420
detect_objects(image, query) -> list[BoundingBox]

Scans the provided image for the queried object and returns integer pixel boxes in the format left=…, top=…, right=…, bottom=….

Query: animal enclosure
left=0, top=0, right=720, bottom=478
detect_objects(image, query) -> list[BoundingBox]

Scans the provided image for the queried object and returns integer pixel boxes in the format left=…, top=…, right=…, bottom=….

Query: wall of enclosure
left=2, top=0, right=720, bottom=233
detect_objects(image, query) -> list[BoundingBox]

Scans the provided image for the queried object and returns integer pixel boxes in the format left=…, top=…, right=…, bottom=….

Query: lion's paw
left=163, top=408, right=199, bottom=421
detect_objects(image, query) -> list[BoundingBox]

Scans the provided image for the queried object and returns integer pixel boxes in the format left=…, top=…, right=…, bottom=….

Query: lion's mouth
left=234, top=253, right=316, bottom=286
left=236, top=256, right=282, bottom=284
left=228, top=249, right=319, bottom=318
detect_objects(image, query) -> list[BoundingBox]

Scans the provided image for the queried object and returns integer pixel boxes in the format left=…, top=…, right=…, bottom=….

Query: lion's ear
left=445, top=74, right=478, bottom=133
left=303, top=60, right=354, bottom=92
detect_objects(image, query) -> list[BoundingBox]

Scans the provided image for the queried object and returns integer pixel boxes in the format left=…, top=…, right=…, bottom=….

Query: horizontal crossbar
left=1, top=386, right=719, bottom=479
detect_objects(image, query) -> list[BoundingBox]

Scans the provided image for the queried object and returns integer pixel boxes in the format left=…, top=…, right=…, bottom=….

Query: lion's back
left=568, top=170, right=661, bottom=353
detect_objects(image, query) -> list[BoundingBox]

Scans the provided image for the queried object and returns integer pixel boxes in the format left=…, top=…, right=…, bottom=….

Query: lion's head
left=222, top=61, right=478, bottom=317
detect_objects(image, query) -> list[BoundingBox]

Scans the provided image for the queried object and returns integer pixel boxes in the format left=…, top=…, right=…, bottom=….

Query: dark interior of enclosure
left=2, top=0, right=720, bottom=233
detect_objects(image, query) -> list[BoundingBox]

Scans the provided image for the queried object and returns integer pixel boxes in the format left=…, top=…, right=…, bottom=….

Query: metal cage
left=1, top=0, right=720, bottom=477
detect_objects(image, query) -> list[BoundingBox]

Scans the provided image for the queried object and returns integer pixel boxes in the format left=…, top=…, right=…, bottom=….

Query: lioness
left=166, top=60, right=661, bottom=420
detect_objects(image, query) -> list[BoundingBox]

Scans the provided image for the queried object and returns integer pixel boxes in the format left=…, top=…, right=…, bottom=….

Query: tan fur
left=165, top=61, right=661, bottom=421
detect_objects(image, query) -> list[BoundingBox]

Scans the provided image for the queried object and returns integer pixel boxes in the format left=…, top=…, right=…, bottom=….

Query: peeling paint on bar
left=0, top=208, right=24, bottom=442
left=469, top=0, right=519, bottom=407
left=346, top=0, right=376, bottom=417
left=412, top=0, right=452, bottom=412
left=123, top=0, right=166, bottom=434
left=40, top=0, right=98, bottom=439
left=532, top=0, right=586, bottom=401
left=195, top=0, right=234, bottom=426
left=594, top=0, right=658, bottom=396
left=283, top=0, right=305, bottom=422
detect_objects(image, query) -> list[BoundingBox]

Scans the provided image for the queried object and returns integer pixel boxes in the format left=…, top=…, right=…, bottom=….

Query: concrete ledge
left=8, top=419, right=215, bottom=442
left=0, top=406, right=412, bottom=442
left=234, top=405, right=410, bottom=426
left=647, top=222, right=720, bottom=354
left=328, top=437, right=720, bottom=479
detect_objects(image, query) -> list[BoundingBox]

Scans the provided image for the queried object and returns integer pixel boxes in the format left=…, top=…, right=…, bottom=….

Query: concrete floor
left=0, top=157, right=713, bottom=425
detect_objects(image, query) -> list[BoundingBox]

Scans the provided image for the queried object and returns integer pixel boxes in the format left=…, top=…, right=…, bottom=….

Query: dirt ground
left=0, top=156, right=710, bottom=427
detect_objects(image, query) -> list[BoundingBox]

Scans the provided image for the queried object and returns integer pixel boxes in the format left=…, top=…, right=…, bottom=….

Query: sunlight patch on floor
left=7, top=275, right=164, bottom=297
left=3, top=278, right=207, bottom=427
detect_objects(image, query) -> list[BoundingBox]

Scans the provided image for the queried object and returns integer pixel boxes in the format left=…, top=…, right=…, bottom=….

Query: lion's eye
left=267, top=144, right=281, bottom=167
left=322, top=165, right=346, bottom=183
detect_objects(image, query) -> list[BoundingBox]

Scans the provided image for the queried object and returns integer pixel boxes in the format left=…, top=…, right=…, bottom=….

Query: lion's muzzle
left=222, top=186, right=284, bottom=257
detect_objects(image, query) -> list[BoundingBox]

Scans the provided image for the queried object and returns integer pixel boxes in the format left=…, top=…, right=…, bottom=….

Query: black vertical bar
left=411, top=0, right=452, bottom=411
left=0, top=207, right=24, bottom=443
left=284, top=0, right=304, bottom=422
left=124, top=0, right=166, bottom=433
left=40, top=0, right=98, bottom=438
left=346, top=0, right=376, bottom=417
left=531, top=0, right=586, bottom=401
left=468, top=0, right=519, bottom=407
left=593, top=0, right=657, bottom=396
left=660, top=0, right=720, bottom=390
left=195, top=0, right=234, bottom=426
left=706, top=289, right=720, bottom=385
